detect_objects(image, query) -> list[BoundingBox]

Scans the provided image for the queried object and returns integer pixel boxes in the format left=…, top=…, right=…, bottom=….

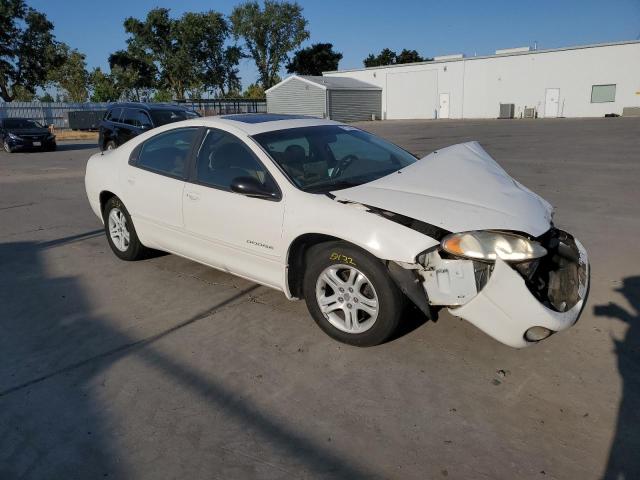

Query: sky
left=27, top=0, right=640, bottom=91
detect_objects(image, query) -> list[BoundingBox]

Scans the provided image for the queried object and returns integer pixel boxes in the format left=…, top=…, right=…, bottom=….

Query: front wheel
left=3, top=140, right=13, bottom=153
left=103, top=196, right=148, bottom=261
left=303, top=241, right=404, bottom=346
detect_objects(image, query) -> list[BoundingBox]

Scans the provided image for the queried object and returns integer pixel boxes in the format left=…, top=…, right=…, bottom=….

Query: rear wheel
left=103, top=197, right=148, bottom=261
left=303, top=241, right=404, bottom=346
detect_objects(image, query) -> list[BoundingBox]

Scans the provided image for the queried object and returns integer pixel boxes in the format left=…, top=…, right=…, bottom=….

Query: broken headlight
left=441, top=231, right=547, bottom=262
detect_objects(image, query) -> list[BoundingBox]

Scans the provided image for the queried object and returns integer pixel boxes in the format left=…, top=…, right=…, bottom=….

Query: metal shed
left=266, top=75, right=382, bottom=122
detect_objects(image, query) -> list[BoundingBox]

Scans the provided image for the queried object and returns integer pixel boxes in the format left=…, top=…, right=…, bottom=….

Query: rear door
left=182, top=128, right=285, bottom=288
left=119, top=108, right=145, bottom=144
left=123, top=127, right=200, bottom=251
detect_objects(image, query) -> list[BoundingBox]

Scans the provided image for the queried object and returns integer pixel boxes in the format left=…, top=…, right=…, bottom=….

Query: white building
left=323, top=40, right=640, bottom=120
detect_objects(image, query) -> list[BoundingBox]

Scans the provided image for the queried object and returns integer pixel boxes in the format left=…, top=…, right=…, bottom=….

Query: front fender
left=284, top=195, right=438, bottom=264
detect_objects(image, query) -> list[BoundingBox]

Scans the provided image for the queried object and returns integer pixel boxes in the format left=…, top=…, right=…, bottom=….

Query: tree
left=396, top=49, right=426, bottom=64
left=88, top=67, right=121, bottom=102
left=122, top=8, right=239, bottom=100
left=0, top=0, right=64, bottom=101
left=49, top=44, right=89, bottom=102
left=214, top=46, right=242, bottom=97
left=231, top=1, right=309, bottom=89
left=286, top=43, right=342, bottom=75
left=243, top=83, right=265, bottom=99
left=108, top=50, right=156, bottom=101
left=363, top=48, right=429, bottom=67
left=364, top=48, right=397, bottom=67
left=38, top=92, right=54, bottom=102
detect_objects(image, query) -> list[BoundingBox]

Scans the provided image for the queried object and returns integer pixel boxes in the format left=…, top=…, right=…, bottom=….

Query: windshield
left=149, top=109, right=190, bottom=126
left=252, top=125, right=417, bottom=193
left=4, top=118, right=44, bottom=129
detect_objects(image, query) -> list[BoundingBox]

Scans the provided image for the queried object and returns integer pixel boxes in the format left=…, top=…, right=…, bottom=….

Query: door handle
left=185, top=192, right=200, bottom=201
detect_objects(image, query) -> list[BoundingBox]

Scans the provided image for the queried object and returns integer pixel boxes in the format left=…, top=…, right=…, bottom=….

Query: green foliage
left=242, top=83, right=265, bottom=99
left=122, top=8, right=240, bottom=100
left=109, top=49, right=156, bottom=100
left=396, top=49, right=427, bottom=64
left=48, top=44, right=89, bottom=102
left=364, top=48, right=430, bottom=67
left=151, top=89, right=173, bottom=102
left=231, top=1, right=309, bottom=89
left=38, top=92, right=55, bottom=102
left=286, top=43, right=342, bottom=75
left=0, top=0, right=64, bottom=101
left=88, top=67, right=121, bottom=102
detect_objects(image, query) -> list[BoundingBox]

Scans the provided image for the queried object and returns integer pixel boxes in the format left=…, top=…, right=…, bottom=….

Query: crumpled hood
left=332, top=141, right=553, bottom=237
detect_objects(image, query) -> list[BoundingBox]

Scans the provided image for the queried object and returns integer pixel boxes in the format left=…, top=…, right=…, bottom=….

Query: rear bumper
left=449, top=237, right=589, bottom=348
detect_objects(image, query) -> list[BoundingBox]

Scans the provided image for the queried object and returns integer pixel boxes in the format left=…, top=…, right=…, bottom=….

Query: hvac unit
left=523, top=107, right=537, bottom=118
left=499, top=103, right=515, bottom=119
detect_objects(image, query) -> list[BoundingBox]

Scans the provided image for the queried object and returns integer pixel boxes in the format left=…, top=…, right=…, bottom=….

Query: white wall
left=324, top=42, right=640, bottom=119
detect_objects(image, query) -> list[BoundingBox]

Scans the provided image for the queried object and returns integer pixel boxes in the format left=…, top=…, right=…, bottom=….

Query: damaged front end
left=413, top=228, right=589, bottom=348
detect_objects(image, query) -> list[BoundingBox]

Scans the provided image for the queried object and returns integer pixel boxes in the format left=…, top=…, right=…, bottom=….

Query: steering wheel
left=331, top=154, right=358, bottom=179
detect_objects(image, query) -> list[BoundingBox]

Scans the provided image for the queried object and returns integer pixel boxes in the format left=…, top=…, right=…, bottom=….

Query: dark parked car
left=1, top=118, right=56, bottom=153
left=98, top=103, right=199, bottom=151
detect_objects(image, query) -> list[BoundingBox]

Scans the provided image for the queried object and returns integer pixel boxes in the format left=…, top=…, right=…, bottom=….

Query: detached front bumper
left=448, top=236, right=589, bottom=348
left=422, top=230, right=589, bottom=348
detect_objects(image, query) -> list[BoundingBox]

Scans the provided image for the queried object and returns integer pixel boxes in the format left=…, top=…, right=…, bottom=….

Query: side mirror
left=230, top=176, right=279, bottom=200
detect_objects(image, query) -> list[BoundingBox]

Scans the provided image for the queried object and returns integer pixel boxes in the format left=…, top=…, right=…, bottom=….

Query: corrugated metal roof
left=297, top=75, right=381, bottom=90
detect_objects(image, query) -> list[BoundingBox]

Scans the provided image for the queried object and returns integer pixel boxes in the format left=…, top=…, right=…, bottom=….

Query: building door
left=439, top=93, right=450, bottom=119
left=545, top=88, right=560, bottom=118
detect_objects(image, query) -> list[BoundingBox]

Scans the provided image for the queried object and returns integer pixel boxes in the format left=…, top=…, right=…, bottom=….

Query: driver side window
left=194, top=128, right=276, bottom=192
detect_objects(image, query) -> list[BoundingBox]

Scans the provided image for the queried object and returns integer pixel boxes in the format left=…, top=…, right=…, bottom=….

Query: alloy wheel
left=315, top=264, right=379, bottom=333
left=108, top=207, right=130, bottom=252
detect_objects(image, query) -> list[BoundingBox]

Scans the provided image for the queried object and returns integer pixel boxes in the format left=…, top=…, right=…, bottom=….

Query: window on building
left=591, top=84, right=616, bottom=103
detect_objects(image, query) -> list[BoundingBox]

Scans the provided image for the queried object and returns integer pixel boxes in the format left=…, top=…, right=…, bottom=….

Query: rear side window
left=194, top=128, right=276, bottom=192
left=107, top=108, right=123, bottom=122
left=121, top=109, right=152, bottom=128
left=136, top=127, right=198, bottom=178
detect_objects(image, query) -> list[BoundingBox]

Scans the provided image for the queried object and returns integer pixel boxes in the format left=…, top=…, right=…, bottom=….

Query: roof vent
left=434, top=53, right=464, bottom=61
left=495, top=46, right=531, bottom=55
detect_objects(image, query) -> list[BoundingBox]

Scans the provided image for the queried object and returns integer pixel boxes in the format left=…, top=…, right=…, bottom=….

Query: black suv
left=1, top=117, right=56, bottom=153
left=98, top=103, right=199, bottom=151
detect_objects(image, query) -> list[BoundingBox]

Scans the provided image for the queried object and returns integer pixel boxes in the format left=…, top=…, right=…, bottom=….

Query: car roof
left=201, top=113, right=344, bottom=135
left=2, top=117, right=42, bottom=125
left=107, top=102, right=190, bottom=111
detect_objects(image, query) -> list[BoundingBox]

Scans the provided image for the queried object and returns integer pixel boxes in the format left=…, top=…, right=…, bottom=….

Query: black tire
left=3, top=140, right=13, bottom=153
left=302, top=241, right=404, bottom=347
left=104, top=140, right=117, bottom=151
left=44, top=144, right=57, bottom=152
left=103, top=196, right=148, bottom=261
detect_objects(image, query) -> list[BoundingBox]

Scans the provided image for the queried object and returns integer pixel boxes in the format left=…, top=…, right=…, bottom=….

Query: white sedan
left=85, top=114, right=589, bottom=348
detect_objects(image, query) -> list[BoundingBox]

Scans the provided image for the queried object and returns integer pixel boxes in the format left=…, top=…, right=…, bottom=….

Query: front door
left=545, top=88, right=560, bottom=118
left=182, top=128, right=285, bottom=288
left=439, top=93, right=450, bottom=119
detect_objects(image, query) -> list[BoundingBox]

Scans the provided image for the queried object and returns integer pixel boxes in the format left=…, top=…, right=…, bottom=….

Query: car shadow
left=593, top=276, right=640, bottom=480
left=0, top=233, right=377, bottom=478
left=56, top=143, right=99, bottom=152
